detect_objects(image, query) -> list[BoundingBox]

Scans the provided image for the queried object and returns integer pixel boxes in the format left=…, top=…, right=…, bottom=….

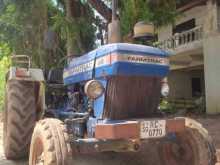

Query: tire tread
left=4, top=80, right=37, bottom=160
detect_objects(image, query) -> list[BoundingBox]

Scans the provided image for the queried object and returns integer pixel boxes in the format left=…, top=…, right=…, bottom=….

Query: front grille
left=103, top=76, right=162, bottom=120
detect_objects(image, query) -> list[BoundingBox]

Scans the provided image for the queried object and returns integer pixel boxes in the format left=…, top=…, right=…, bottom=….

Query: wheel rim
left=160, top=133, right=196, bottom=165
left=32, top=137, right=44, bottom=165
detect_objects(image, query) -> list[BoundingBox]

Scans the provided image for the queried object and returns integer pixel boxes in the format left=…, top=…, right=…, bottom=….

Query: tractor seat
left=47, top=68, right=63, bottom=84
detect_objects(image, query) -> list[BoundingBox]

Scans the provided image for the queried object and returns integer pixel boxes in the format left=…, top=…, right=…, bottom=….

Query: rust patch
left=95, top=119, right=185, bottom=140
left=95, top=121, right=139, bottom=139
left=103, top=76, right=162, bottom=120
left=166, top=119, right=185, bottom=133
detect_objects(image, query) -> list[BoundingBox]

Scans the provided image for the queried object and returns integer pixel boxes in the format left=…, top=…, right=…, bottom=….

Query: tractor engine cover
left=63, top=43, right=169, bottom=119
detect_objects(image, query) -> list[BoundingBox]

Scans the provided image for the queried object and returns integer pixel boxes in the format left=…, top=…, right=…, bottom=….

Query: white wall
left=160, top=1, right=220, bottom=114
left=203, top=35, right=220, bottom=114
left=158, top=5, right=208, bottom=41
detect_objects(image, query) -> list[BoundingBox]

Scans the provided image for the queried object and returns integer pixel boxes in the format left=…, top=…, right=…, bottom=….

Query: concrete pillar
left=203, top=0, right=220, bottom=114
left=203, top=36, right=220, bottom=114
left=203, top=0, right=218, bottom=35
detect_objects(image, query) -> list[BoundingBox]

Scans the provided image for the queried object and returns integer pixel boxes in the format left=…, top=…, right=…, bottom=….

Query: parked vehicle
left=4, top=44, right=217, bottom=165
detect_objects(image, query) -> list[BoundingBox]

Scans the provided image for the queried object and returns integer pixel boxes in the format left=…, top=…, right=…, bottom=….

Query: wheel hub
left=160, top=133, right=195, bottom=165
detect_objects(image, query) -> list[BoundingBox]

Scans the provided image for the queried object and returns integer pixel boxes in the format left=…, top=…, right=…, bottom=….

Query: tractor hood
left=63, top=43, right=169, bottom=85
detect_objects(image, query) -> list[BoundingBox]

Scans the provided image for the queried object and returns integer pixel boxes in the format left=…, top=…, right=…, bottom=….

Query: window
left=191, top=77, right=202, bottom=97
left=173, top=19, right=196, bottom=34
left=173, top=19, right=196, bottom=44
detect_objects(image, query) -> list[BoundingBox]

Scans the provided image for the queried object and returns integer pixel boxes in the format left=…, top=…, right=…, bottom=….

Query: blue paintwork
left=67, top=43, right=168, bottom=68
left=95, top=62, right=169, bottom=78
left=87, top=117, right=98, bottom=138
left=61, top=43, right=170, bottom=138
left=64, top=43, right=169, bottom=85
left=94, top=43, right=168, bottom=59
left=64, top=70, right=93, bottom=85
left=68, top=49, right=96, bottom=68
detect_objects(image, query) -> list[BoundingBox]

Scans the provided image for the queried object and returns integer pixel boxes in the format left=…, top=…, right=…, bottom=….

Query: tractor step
left=71, top=138, right=141, bottom=154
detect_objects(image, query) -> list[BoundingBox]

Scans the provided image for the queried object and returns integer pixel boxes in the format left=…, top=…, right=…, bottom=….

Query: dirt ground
left=197, top=116, right=220, bottom=164
left=0, top=122, right=27, bottom=165
left=0, top=116, right=219, bottom=165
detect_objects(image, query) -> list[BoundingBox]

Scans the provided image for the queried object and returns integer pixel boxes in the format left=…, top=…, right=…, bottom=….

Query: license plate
left=140, top=120, right=166, bottom=139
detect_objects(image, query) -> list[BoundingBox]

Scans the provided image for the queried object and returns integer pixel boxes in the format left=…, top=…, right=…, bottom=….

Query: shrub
left=0, top=56, right=10, bottom=111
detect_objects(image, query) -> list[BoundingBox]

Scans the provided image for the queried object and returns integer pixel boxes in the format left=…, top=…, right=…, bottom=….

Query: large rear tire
left=29, top=118, right=73, bottom=165
left=159, top=118, right=217, bottom=165
left=3, top=80, right=37, bottom=159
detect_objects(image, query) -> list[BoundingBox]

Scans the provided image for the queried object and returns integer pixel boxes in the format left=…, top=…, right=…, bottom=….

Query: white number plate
left=140, top=120, right=166, bottom=139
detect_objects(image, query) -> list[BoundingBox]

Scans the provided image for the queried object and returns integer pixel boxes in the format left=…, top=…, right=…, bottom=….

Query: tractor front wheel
left=29, top=118, right=73, bottom=165
left=158, top=118, right=217, bottom=165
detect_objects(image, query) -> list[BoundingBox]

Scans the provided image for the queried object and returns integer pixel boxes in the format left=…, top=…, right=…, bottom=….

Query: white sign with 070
left=140, top=120, right=166, bottom=139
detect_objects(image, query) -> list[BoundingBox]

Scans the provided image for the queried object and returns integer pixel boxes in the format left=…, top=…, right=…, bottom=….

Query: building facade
left=157, top=0, right=220, bottom=114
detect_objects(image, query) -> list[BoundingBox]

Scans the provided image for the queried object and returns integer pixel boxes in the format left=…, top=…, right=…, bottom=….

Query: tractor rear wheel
left=3, top=80, right=37, bottom=159
left=159, top=118, right=217, bottom=165
left=29, top=118, right=73, bottom=165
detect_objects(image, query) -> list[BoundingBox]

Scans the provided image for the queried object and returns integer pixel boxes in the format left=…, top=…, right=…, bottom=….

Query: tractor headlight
left=161, top=83, right=169, bottom=97
left=84, top=80, right=105, bottom=99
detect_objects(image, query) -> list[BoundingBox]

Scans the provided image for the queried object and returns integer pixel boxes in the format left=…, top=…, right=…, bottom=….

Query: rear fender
left=7, top=66, right=45, bottom=120
left=8, top=67, right=44, bottom=82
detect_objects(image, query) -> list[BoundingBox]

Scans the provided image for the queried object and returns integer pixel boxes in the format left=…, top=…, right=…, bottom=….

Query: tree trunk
left=64, top=0, right=80, bottom=59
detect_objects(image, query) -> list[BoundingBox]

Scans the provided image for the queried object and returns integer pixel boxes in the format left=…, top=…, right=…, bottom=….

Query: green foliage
left=119, top=0, right=178, bottom=36
left=0, top=0, right=97, bottom=108
left=54, top=1, right=96, bottom=58
left=0, top=56, right=10, bottom=111
left=0, top=0, right=49, bottom=68
left=0, top=4, right=22, bottom=46
left=77, top=14, right=97, bottom=52
left=0, top=43, right=11, bottom=60
left=0, top=43, right=11, bottom=110
left=0, top=0, right=97, bottom=69
left=159, top=99, right=177, bottom=114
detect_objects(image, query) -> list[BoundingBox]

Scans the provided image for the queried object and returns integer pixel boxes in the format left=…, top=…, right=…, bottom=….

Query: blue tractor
left=4, top=44, right=217, bottom=165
